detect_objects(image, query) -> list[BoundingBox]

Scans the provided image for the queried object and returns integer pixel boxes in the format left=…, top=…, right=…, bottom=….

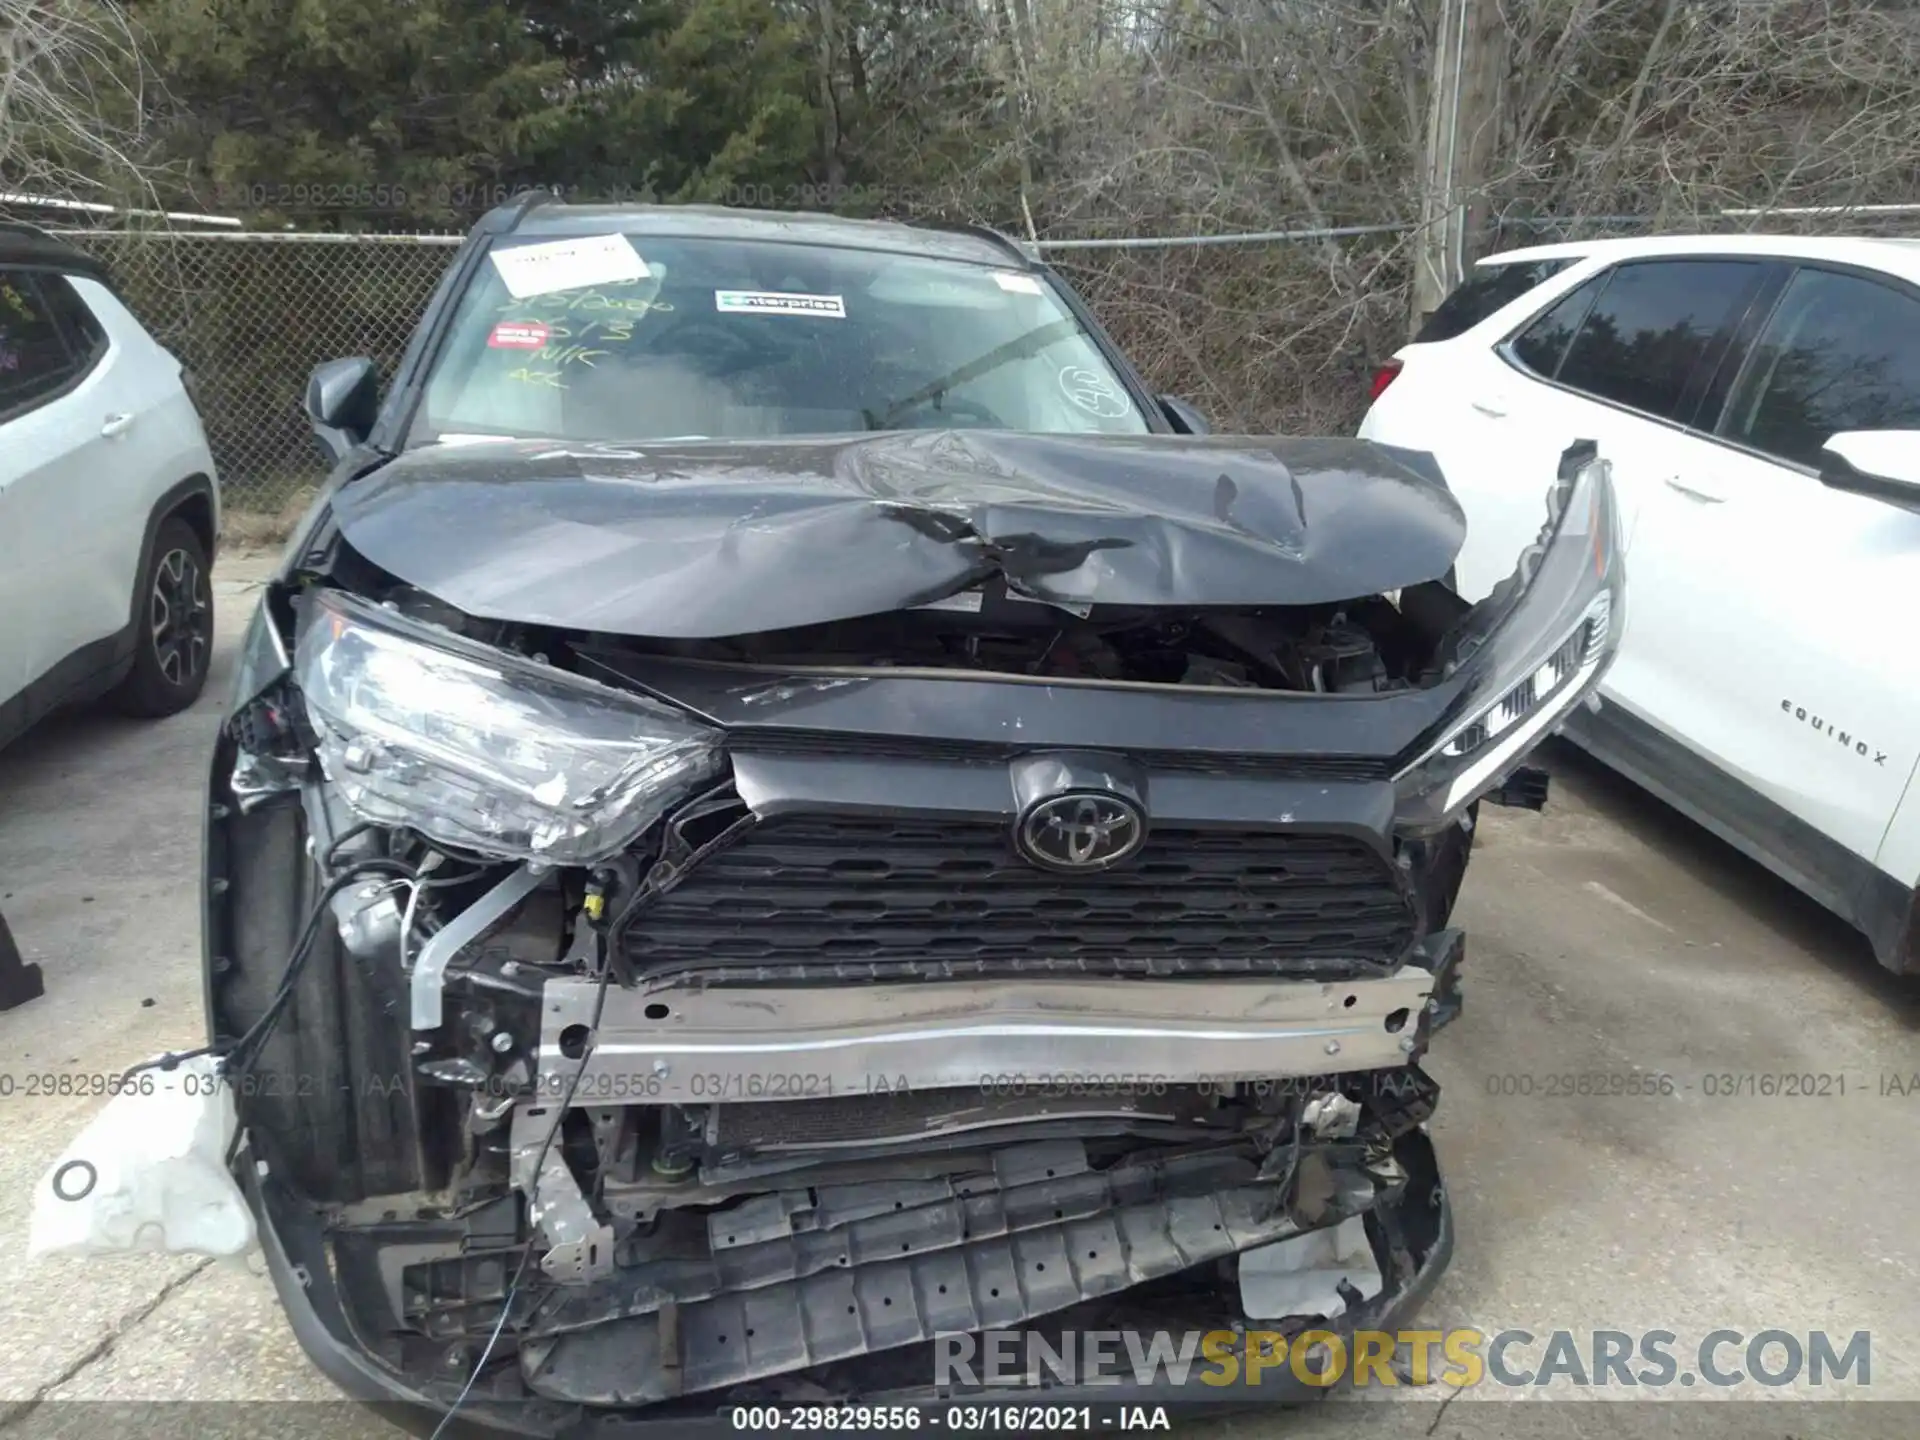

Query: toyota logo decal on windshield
left=1016, top=792, right=1147, bottom=872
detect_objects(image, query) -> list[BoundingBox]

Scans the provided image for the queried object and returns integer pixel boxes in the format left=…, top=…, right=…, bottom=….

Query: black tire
left=111, top=516, right=214, bottom=717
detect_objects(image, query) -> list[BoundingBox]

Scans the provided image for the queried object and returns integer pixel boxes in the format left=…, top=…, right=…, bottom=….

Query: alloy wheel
left=149, top=547, right=210, bottom=687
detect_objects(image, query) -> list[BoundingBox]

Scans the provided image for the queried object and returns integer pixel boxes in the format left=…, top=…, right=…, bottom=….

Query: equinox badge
left=1781, top=699, right=1888, bottom=766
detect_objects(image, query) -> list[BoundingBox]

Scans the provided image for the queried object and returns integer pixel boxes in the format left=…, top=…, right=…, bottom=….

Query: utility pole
left=1414, top=0, right=1506, bottom=330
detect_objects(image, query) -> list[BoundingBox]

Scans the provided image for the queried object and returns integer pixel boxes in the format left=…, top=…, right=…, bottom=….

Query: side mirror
left=1818, top=430, right=1920, bottom=517
left=305, top=357, right=382, bottom=463
left=1157, top=394, right=1211, bottom=436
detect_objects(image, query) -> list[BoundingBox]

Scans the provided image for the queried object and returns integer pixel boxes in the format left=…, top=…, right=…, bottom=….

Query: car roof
left=502, top=200, right=1038, bottom=270
left=0, top=220, right=112, bottom=285
left=1479, top=231, right=1920, bottom=282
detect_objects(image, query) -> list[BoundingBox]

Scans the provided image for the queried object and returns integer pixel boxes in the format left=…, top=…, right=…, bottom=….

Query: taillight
left=1368, top=359, right=1403, bottom=402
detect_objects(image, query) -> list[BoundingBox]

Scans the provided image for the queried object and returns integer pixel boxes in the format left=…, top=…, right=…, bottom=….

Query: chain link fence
left=55, top=231, right=462, bottom=512
left=46, top=204, right=1920, bottom=515
left=52, top=224, right=1419, bottom=510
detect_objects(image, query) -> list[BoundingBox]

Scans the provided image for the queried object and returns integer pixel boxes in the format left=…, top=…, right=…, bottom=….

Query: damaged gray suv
left=201, top=200, right=1622, bottom=1431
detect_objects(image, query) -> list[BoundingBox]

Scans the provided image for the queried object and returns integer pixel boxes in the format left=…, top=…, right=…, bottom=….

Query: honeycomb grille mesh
left=623, top=814, right=1414, bottom=974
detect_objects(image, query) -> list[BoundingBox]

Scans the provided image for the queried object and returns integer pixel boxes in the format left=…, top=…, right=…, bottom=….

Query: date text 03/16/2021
left=727, top=1404, right=1173, bottom=1433
left=1483, top=1070, right=1920, bottom=1098
left=715, top=1318, right=1875, bottom=1429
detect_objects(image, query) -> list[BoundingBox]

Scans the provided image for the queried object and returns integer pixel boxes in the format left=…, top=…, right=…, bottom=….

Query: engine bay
left=368, top=568, right=1467, bottom=696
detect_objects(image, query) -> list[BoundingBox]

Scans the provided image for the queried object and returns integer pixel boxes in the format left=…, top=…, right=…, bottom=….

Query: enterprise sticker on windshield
left=993, top=271, right=1044, bottom=295
left=491, top=235, right=649, bottom=299
left=715, top=290, right=846, bottom=319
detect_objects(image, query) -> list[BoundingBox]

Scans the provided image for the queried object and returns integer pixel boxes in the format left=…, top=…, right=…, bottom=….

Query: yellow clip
left=582, top=892, right=606, bottom=921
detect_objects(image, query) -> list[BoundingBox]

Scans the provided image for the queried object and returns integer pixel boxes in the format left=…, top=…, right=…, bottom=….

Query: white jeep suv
left=0, top=223, right=221, bottom=749
left=1362, top=233, right=1920, bottom=972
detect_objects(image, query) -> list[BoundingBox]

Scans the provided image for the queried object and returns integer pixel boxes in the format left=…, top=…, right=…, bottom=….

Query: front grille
left=734, top=731, right=1395, bottom=781
left=621, top=815, right=1415, bottom=978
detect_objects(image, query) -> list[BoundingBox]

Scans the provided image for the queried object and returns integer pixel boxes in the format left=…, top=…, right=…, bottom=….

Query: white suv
left=1361, top=233, right=1920, bottom=972
left=0, top=224, right=221, bottom=749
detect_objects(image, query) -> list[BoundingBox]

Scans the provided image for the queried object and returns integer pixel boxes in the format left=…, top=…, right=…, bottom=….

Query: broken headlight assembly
left=292, top=587, right=723, bottom=865
left=1393, top=441, right=1625, bottom=831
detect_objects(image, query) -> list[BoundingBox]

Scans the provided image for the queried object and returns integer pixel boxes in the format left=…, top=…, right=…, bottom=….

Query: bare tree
left=25, top=0, right=1920, bottom=458
left=879, top=0, right=1920, bottom=433
left=0, top=0, right=161, bottom=209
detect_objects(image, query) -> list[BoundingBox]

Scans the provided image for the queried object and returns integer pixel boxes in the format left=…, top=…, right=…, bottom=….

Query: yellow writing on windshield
left=535, top=318, right=635, bottom=344
left=492, top=274, right=667, bottom=387
left=495, top=287, right=672, bottom=316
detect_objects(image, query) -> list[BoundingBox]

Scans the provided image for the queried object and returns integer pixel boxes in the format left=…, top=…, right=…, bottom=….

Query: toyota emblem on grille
left=1017, top=792, right=1147, bottom=872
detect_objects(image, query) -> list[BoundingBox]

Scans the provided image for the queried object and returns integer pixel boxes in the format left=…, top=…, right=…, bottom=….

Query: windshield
left=411, top=233, right=1153, bottom=444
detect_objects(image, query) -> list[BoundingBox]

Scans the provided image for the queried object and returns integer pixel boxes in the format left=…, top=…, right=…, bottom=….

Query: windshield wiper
left=861, top=317, right=1082, bottom=430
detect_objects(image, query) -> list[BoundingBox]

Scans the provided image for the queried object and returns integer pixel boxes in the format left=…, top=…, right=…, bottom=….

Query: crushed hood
left=330, top=430, right=1464, bottom=638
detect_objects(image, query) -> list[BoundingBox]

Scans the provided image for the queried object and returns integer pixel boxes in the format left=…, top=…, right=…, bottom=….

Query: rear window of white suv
left=1413, top=259, right=1575, bottom=343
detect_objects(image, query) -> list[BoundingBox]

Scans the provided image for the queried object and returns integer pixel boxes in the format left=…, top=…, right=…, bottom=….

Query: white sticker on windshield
left=490, top=235, right=649, bottom=300
left=914, top=590, right=985, bottom=614
left=1007, top=589, right=1094, bottom=619
left=993, top=271, right=1044, bottom=295
left=715, top=290, right=846, bottom=319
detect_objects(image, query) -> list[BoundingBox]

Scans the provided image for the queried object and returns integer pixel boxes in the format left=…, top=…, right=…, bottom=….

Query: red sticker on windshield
left=488, top=321, right=550, bottom=349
